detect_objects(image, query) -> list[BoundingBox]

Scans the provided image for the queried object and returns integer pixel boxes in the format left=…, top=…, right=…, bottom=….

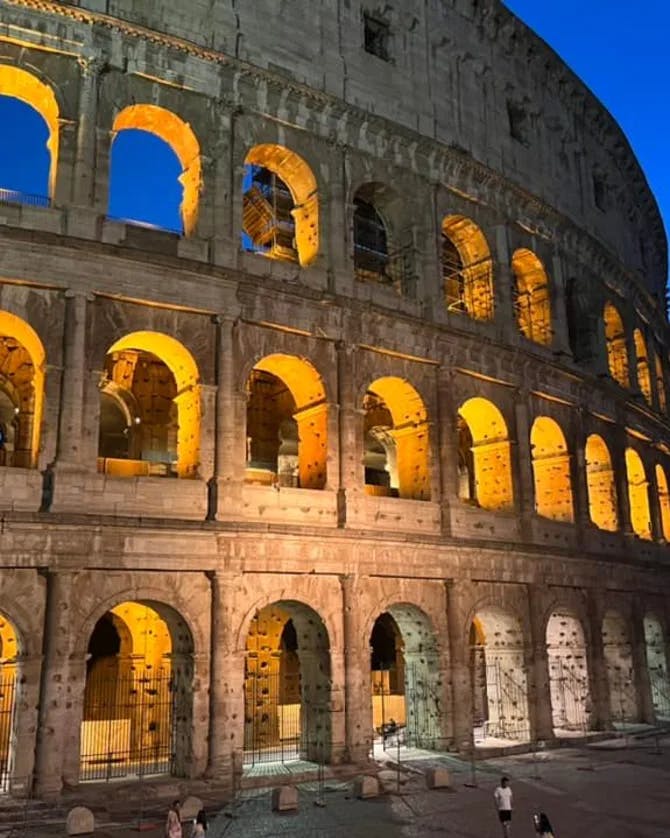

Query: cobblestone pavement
left=11, top=734, right=670, bottom=837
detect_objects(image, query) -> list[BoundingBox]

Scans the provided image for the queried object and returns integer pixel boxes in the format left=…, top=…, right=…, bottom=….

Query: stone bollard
left=66, top=806, right=95, bottom=836
left=272, top=785, right=299, bottom=812
left=354, top=775, right=380, bottom=799
left=426, top=767, right=451, bottom=789
left=180, top=796, right=204, bottom=822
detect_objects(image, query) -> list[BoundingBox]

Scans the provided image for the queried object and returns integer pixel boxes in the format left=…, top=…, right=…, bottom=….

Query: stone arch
left=655, top=464, right=670, bottom=541
left=441, top=215, right=494, bottom=320
left=457, top=397, right=514, bottom=511
left=546, top=609, right=592, bottom=734
left=244, top=353, right=328, bottom=489
left=243, top=144, right=319, bottom=266
left=80, top=598, right=194, bottom=781
left=353, top=181, right=410, bottom=293
left=603, top=301, right=629, bottom=388
left=369, top=602, right=442, bottom=751
left=100, top=331, right=200, bottom=478
left=0, top=309, right=46, bottom=469
left=243, top=599, right=332, bottom=765
left=530, top=416, right=574, bottom=522
left=363, top=376, right=430, bottom=500
left=0, top=610, right=19, bottom=792
left=0, top=64, right=59, bottom=200
left=625, top=448, right=651, bottom=540
left=512, top=249, right=552, bottom=345
left=585, top=434, right=618, bottom=532
left=633, top=329, right=652, bottom=405
left=654, top=353, right=667, bottom=413
left=602, top=610, right=638, bottom=723
left=469, top=605, right=530, bottom=743
left=643, top=614, right=670, bottom=720
left=112, top=105, right=201, bottom=236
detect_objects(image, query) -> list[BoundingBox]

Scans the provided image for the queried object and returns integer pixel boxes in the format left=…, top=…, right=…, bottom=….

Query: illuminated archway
left=530, top=416, right=574, bottom=522
left=0, top=310, right=46, bottom=469
left=0, top=65, right=58, bottom=201
left=99, top=332, right=200, bottom=478
left=80, top=600, right=193, bottom=781
left=655, top=354, right=666, bottom=413
left=603, top=302, right=628, bottom=388
left=112, top=105, right=201, bottom=236
left=634, top=329, right=652, bottom=405
left=0, top=612, right=19, bottom=792
left=644, top=615, right=670, bottom=720
left=512, top=249, right=551, bottom=345
left=625, top=448, right=651, bottom=540
left=655, top=465, right=670, bottom=541
left=441, top=216, right=493, bottom=320
left=585, top=434, right=618, bottom=532
left=546, top=610, right=591, bottom=733
left=245, top=354, right=327, bottom=490
left=243, top=145, right=318, bottom=266
left=243, top=600, right=331, bottom=765
left=363, top=377, right=430, bottom=500
left=602, top=611, right=638, bottom=723
left=352, top=182, right=407, bottom=292
left=457, top=397, right=513, bottom=511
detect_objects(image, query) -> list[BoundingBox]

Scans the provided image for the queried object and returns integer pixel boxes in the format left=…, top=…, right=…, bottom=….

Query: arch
left=244, top=144, right=319, bottom=266
left=603, top=302, right=629, bottom=388
left=643, top=614, right=670, bottom=720
left=441, top=215, right=494, bottom=320
left=546, top=609, right=591, bottom=733
left=584, top=434, right=618, bottom=532
left=245, top=354, right=327, bottom=490
left=80, top=599, right=194, bottom=781
left=512, top=249, right=551, bottom=345
left=243, top=599, right=331, bottom=765
left=102, top=331, right=200, bottom=478
left=633, top=329, right=652, bottom=405
left=602, top=610, right=638, bottom=722
left=112, top=105, right=201, bottom=236
left=457, top=397, right=513, bottom=511
left=0, top=65, right=59, bottom=200
left=530, top=416, right=574, bottom=522
left=364, top=377, right=430, bottom=500
left=655, top=464, right=670, bottom=541
left=352, top=182, right=409, bottom=293
left=655, top=353, right=667, bottom=413
left=625, top=448, right=651, bottom=540
left=0, top=309, right=46, bottom=468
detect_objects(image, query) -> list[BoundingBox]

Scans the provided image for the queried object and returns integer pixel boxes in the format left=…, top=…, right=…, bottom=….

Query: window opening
left=634, top=329, right=652, bottom=405
left=530, top=416, right=574, bottom=522
left=655, top=465, right=670, bottom=542
left=441, top=216, right=494, bottom=320
left=604, top=303, right=629, bottom=388
left=364, top=14, right=391, bottom=61
left=625, top=448, right=652, bottom=540
left=512, top=249, right=552, bottom=346
left=0, top=96, right=51, bottom=207
left=655, top=354, right=667, bottom=414
left=585, top=434, right=618, bottom=532
left=242, top=164, right=297, bottom=262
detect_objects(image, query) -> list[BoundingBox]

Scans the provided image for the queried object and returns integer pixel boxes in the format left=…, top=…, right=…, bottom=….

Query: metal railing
left=0, top=188, right=50, bottom=209
left=0, top=669, right=16, bottom=793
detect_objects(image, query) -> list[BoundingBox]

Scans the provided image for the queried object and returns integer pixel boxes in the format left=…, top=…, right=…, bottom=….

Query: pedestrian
left=191, top=809, right=208, bottom=836
left=533, top=811, right=555, bottom=836
left=165, top=799, right=182, bottom=838
left=494, top=776, right=513, bottom=837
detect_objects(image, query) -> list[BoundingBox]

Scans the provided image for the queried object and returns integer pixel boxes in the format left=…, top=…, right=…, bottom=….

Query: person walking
left=165, top=799, right=182, bottom=838
left=533, top=811, right=555, bottom=836
left=191, top=809, right=208, bottom=836
left=494, top=776, right=513, bottom=837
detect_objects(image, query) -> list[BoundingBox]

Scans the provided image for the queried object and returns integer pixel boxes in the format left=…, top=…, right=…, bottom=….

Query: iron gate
left=0, top=667, right=16, bottom=792
left=80, top=671, right=175, bottom=781
left=244, top=671, right=303, bottom=765
left=374, top=664, right=441, bottom=750
left=550, top=658, right=589, bottom=731
left=649, top=670, right=670, bottom=719
left=485, top=662, right=528, bottom=740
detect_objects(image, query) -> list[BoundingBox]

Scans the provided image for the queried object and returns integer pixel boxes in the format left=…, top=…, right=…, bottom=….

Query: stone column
left=492, top=225, right=512, bottom=336
left=526, top=585, right=555, bottom=742
left=72, top=56, right=104, bottom=208
left=10, top=654, right=43, bottom=796
left=436, top=364, right=457, bottom=534
left=612, top=429, right=633, bottom=536
left=213, top=317, right=245, bottom=518
left=340, top=575, right=371, bottom=763
left=512, top=389, right=535, bottom=532
left=646, top=464, right=664, bottom=543
left=571, top=410, right=591, bottom=539
left=585, top=591, right=612, bottom=731
left=630, top=600, right=655, bottom=723
left=445, top=580, right=473, bottom=752
left=34, top=571, right=75, bottom=798
left=549, top=254, right=572, bottom=357
left=61, top=656, right=88, bottom=788
left=336, top=343, right=363, bottom=525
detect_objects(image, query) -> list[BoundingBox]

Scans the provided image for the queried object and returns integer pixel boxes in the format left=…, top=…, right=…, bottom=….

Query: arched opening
left=370, top=605, right=441, bottom=753
left=353, top=183, right=410, bottom=293
left=243, top=144, right=318, bottom=267
left=585, top=434, right=618, bottom=532
left=245, top=354, right=327, bottom=490
left=530, top=416, right=574, bottom=522
left=602, top=611, right=638, bottom=724
left=470, top=608, right=530, bottom=745
left=457, top=398, right=514, bottom=511
left=603, top=302, right=629, bottom=388
left=546, top=610, right=592, bottom=735
left=80, top=601, right=194, bottom=781
left=655, top=465, right=670, bottom=541
left=625, top=448, right=651, bottom=540
left=633, top=329, right=652, bottom=405
left=441, top=215, right=494, bottom=320
left=98, top=332, right=200, bottom=479
left=0, top=310, right=46, bottom=469
left=644, top=615, right=670, bottom=720
left=0, top=65, right=59, bottom=204
left=655, top=354, right=666, bottom=414
left=0, top=612, right=19, bottom=792
left=363, top=377, right=430, bottom=500
left=243, top=601, right=331, bottom=767
left=110, top=105, right=201, bottom=236
left=512, top=249, right=552, bottom=346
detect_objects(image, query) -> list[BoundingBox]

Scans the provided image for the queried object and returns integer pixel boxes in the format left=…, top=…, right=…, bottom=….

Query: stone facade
left=0, top=0, right=668, bottom=801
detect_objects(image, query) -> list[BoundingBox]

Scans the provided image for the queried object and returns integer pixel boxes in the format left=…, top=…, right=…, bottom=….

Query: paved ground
left=9, top=733, right=670, bottom=837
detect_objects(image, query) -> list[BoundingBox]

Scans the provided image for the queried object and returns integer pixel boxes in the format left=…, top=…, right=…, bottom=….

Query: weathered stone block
left=426, top=767, right=450, bottom=789
left=66, top=806, right=94, bottom=835
left=272, top=785, right=299, bottom=812
left=354, top=775, right=380, bottom=799
left=181, top=795, right=203, bottom=821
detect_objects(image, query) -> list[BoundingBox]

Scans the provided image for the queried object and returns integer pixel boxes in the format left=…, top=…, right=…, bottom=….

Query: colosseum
left=0, top=0, right=668, bottom=802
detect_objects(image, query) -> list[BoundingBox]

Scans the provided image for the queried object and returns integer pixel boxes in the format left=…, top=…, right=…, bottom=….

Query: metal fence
left=485, top=661, right=529, bottom=741
left=549, top=658, right=589, bottom=731
left=0, top=669, right=16, bottom=793
left=0, top=188, right=50, bottom=208
left=650, top=670, right=670, bottom=719
left=243, top=671, right=303, bottom=765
